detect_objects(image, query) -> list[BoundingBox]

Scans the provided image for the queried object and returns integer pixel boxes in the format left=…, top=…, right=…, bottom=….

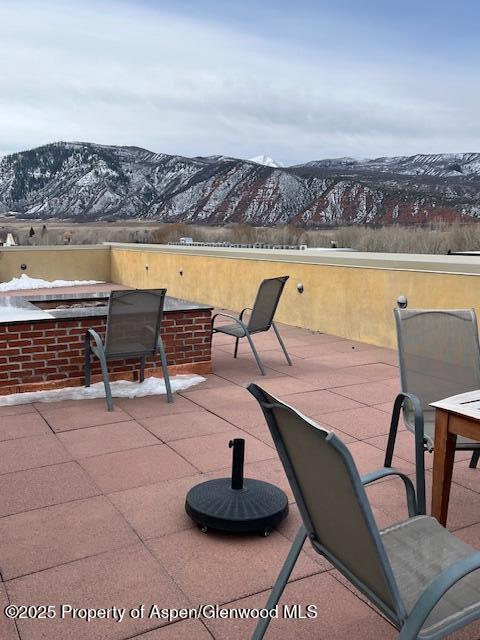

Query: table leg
left=431, top=409, right=457, bottom=526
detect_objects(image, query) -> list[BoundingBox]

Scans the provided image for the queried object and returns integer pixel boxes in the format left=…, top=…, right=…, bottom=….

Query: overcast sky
left=1, top=0, right=479, bottom=164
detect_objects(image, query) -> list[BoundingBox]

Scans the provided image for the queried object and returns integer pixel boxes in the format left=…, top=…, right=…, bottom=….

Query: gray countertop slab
left=0, top=291, right=212, bottom=325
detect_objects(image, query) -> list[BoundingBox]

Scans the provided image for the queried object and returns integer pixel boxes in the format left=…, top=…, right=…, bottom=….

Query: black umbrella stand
left=185, top=438, right=289, bottom=536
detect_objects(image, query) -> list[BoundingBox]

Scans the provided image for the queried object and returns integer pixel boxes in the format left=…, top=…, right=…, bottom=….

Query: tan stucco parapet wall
left=105, top=243, right=480, bottom=276
left=0, top=245, right=111, bottom=282
left=106, top=243, right=480, bottom=349
left=3, top=242, right=480, bottom=348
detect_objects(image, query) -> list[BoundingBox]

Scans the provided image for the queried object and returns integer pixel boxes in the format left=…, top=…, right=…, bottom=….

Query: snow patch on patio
left=0, top=274, right=101, bottom=292
left=0, top=375, right=205, bottom=406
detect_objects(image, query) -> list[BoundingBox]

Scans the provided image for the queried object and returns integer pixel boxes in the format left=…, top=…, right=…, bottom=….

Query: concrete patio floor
left=0, top=319, right=479, bottom=639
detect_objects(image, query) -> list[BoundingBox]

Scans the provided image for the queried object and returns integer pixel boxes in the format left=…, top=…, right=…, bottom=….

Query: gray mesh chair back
left=247, top=276, right=289, bottom=334
left=85, top=288, right=172, bottom=411
left=105, top=289, right=166, bottom=358
left=249, top=384, right=480, bottom=640
left=248, top=384, right=404, bottom=624
left=394, top=309, right=480, bottom=433
left=211, top=276, right=292, bottom=375
left=386, top=308, right=480, bottom=516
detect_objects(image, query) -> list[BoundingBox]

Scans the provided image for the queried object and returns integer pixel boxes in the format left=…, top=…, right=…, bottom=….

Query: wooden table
left=431, top=407, right=480, bottom=526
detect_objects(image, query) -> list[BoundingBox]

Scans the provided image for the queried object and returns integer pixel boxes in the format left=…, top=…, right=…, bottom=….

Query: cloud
left=0, top=0, right=479, bottom=163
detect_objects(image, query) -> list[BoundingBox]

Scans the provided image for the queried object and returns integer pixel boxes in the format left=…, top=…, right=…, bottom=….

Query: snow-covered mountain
left=248, top=155, right=283, bottom=168
left=304, top=153, right=480, bottom=178
left=0, top=142, right=479, bottom=225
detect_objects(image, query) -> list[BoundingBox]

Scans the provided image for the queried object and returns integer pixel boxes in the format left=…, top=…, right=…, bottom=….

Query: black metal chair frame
left=84, top=289, right=173, bottom=411
left=211, top=276, right=292, bottom=376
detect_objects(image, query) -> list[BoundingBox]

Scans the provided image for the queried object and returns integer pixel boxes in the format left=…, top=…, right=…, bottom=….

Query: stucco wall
left=110, top=245, right=480, bottom=349
left=0, top=246, right=111, bottom=282
left=4, top=243, right=480, bottom=350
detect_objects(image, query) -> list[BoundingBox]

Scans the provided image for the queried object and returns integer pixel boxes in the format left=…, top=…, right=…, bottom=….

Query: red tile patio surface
left=0, top=315, right=479, bottom=639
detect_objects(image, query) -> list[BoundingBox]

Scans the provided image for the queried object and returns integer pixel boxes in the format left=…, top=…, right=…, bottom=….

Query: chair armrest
left=361, top=468, right=418, bottom=517
left=211, top=312, right=248, bottom=332
left=392, top=391, right=427, bottom=447
left=212, top=311, right=239, bottom=323
left=398, top=551, right=480, bottom=638
left=239, top=307, right=253, bottom=321
left=85, top=328, right=105, bottom=355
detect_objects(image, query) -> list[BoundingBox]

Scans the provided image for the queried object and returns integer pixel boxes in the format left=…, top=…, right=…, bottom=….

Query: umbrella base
left=185, top=477, right=289, bottom=535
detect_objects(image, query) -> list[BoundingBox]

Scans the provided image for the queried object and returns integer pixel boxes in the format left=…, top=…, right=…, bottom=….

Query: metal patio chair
left=211, top=276, right=292, bottom=376
left=385, top=309, right=480, bottom=515
left=84, top=289, right=173, bottom=411
left=248, top=383, right=480, bottom=640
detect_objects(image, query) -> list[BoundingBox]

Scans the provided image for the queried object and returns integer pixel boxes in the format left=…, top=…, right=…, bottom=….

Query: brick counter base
left=0, top=309, right=212, bottom=394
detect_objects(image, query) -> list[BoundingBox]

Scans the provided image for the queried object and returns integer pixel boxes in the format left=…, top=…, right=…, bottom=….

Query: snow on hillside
left=248, top=155, right=283, bottom=168
left=304, top=153, right=480, bottom=178
left=0, top=142, right=479, bottom=226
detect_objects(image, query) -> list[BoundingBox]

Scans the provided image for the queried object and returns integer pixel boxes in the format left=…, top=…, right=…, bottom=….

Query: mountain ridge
left=1, top=141, right=479, bottom=226
left=303, top=153, right=480, bottom=178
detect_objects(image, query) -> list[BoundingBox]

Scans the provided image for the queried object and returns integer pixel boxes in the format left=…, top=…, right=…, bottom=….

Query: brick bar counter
left=0, top=291, right=212, bottom=394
